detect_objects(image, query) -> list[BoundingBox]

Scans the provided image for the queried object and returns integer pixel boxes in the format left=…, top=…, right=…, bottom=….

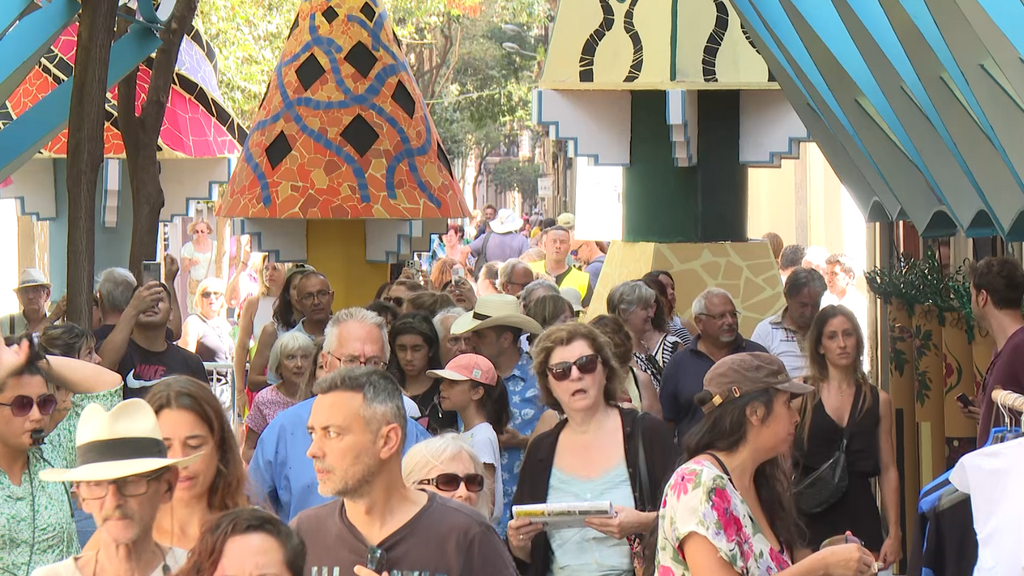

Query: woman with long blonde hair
left=181, top=219, right=217, bottom=314
left=793, top=304, right=901, bottom=569
left=178, top=276, right=233, bottom=413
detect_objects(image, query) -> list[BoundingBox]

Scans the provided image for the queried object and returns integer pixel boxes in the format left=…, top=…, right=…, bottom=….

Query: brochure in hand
left=512, top=501, right=615, bottom=530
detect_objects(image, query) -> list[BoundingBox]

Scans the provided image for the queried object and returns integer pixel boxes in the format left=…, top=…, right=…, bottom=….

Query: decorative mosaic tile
left=215, top=0, right=469, bottom=220
left=0, top=23, right=245, bottom=159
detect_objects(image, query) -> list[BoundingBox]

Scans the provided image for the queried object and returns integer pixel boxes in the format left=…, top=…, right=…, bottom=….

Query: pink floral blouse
left=656, top=458, right=792, bottom=575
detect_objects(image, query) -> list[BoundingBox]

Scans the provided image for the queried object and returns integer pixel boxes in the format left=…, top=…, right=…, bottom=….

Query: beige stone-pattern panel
left=587, top=242, right=784, bottom=335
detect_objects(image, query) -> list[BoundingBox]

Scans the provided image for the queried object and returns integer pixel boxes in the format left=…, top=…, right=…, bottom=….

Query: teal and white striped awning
left=731, top=0, right=1024, bottom=239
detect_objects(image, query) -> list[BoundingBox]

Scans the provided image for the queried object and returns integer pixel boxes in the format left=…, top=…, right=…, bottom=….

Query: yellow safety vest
left=528, top=260, right=590, bottom=299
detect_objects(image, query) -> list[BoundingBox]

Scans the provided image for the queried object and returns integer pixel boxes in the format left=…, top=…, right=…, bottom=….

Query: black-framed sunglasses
left=384, top=296, right=405, bottom=308
left=416, top=472, right=485, bottom=493
left=546, top=354, right=600, bottom=382
left=201, top=291, right=223, bottom=299
left=0, top=393, right=57, bottom=417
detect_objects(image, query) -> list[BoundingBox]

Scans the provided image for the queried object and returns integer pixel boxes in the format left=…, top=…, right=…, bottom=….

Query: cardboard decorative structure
left=0, top=23, right=245, bottom=158
left=217, top=0, right=469, bottom=220
left=586, top=241, right=784, bottom=335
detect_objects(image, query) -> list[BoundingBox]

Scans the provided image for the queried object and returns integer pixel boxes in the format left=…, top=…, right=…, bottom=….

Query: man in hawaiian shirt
left=450, top=294, right=544, bottom=538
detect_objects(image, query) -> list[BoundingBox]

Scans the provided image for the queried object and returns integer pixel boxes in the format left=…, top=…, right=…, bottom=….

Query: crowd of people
left=5, top=211, right=1021, bottom=576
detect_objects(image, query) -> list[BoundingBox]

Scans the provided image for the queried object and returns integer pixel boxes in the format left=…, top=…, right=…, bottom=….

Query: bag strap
left=634, top=413, right=652, bottom=511
left=703, top=452, right=734, bottom=487
left=839, top=386, right=862, bottom=450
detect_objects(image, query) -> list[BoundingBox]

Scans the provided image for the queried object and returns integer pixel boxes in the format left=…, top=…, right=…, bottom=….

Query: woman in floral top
left=656, top=352, right=876, bottom=576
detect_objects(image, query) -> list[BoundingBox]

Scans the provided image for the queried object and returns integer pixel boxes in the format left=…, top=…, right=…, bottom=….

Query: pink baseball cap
left=427, top=353, right=498, bottom=386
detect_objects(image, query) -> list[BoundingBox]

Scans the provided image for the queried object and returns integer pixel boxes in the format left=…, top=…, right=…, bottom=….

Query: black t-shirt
left=408, top=379, right=458, bottom=435
left=94, top=324, right=174, bottom=346
left=292, top=492, right=518, bottom=576
left=117, top=339, right=209, bottom=400
left=553, top=267, right=571, bottom=287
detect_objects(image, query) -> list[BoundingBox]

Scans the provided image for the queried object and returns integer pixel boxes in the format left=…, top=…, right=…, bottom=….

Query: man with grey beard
left=658, top=288, right=768, bottom=444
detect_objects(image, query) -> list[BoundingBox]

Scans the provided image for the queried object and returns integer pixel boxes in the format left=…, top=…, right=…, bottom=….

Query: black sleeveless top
left=796, top=385, right=884, bottom=551
left=797, top=385, right=880, bottom=476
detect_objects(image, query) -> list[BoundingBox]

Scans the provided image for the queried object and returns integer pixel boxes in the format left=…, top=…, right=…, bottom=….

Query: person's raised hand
left=163, top=254, right=180, bottom=282
left=0, top=339, right=31, bottom=382
left=126, top=282, right=164, bottom=318
left=816, top=543, right=876, bottom=576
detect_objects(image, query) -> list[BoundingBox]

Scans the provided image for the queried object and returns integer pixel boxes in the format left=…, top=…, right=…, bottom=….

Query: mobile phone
left=141, top=260, right=162, bottom=285
left=453, top=265, right=465, bottom=279
left=405, top=260, right=419, bottom=271
left=956, top=393, right=975, bottom=409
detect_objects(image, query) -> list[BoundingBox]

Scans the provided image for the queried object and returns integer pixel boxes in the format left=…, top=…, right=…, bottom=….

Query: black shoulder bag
left=793, top=387, right=861, bottom=515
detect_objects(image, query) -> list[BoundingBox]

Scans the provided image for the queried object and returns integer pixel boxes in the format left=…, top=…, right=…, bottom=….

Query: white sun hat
left=39, top=399, right=201, bottom=483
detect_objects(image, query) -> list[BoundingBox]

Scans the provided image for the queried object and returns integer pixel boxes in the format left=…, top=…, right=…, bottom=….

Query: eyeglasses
left=201, top=291, right=223, bottom=299
left=0, top=394, right=57, bottom=417
left=299, top=290, right=333, bottom=304
left=416, top=472, right=485, bottom=493
left=384, top=296, right=405, bottom=308
left=76, top=471, right=163, bottom=501
left=546, top=354, right=600, bottom=382
left=326, top=352, right=386, bottom=369
left=697, top=310, right=740, bottom=322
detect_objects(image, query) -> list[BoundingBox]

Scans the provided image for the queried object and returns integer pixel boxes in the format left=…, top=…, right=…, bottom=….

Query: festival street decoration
left=217, top=0, right=469, bottom=220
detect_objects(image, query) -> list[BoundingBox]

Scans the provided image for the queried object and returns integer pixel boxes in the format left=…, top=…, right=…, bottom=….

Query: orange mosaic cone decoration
left=216, top=0, right=470, bottom=219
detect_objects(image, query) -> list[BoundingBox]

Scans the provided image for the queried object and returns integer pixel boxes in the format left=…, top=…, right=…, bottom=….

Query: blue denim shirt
left=497, top=352, right=544, bottom=537
left=248, top=397, right=430, bottom=522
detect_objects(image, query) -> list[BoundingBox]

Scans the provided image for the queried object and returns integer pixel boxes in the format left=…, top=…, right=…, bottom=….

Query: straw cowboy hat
left=489, top=208, right=524, bottom=234
left=451, top=294, right=543, bottom=335
left=15, top=268, right=50, bottom=291
left=39, top=399, right=201, bottom=483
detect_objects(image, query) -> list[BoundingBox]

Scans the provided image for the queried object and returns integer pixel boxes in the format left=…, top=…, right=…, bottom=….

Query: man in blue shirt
left=660, top=288, right=767, bottom=444
left=248, top=307, right=430, bottom=522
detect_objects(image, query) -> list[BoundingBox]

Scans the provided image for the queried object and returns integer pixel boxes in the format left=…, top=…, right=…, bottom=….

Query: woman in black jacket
left=506, top=323, right=678, bottom=576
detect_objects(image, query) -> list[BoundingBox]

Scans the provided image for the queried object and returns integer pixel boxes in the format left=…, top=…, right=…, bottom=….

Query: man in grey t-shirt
left=469, top=208, right=530, bottom=268
left=292, top=367, right=517, bottom=575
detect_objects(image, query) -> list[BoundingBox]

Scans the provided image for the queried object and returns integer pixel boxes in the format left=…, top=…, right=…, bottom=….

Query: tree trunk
left=65, top=0, right=118, bottom=327
left=122, top=0, right=199, bottom=279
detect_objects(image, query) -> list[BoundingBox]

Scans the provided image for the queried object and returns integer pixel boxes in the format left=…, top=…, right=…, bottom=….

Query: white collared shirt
left=750, top=311, right=808, bottom=379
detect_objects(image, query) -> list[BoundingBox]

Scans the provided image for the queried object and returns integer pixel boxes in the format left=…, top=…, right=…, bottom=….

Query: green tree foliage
left=196, top=0, right=547, bottom=163
left=489, top=159, right=543, bottom=209
left=195, top=0, right=302, bottom=126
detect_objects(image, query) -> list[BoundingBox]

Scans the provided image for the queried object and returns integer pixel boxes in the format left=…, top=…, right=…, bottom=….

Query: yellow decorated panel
left=540, top=0, right=775, bottom=90
left=587, top=241, right=784, bottom=335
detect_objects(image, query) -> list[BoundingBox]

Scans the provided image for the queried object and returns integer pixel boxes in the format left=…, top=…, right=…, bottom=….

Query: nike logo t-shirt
left=116, top=339, right=209, bottom=400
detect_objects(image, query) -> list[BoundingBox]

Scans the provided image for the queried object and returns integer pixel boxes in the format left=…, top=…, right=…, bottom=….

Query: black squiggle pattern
left=702, top=0, right=728, bottom=82
left=623, top=0, right=643, bottom=82
left=741, top=23, right=775, bottom=82
left=579, top=0, right=616, bottom=82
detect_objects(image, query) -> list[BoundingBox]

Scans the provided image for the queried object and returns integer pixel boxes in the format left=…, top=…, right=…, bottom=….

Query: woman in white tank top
left=233, top=256, right=286, bottom=409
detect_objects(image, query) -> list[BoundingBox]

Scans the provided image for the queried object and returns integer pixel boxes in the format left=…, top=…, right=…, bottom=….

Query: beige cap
left=701, top=352, right=814, bottom=414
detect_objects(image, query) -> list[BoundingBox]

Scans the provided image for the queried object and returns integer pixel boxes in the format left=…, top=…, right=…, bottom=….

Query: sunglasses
left=416, top=472, right=485, bottom=493
left=0, top=393, right=57, bottom=417
left=546, top=354, right=600, bottom=382
left=384, top=296, right=405, bottom=308
left=201, top=291, right=223, bottom=299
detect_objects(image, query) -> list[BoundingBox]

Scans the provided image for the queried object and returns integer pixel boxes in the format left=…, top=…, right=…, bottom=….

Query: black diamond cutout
left=344, top=41, right=378, bottom=79
left=340, top=114, right=380, bottom=158
left=295, top=54, right=326, bottom=92
left=391, top=80, right=416, bottom=119
left=322, top=5, right=339, bottom=24
left=436, top=141, right=453, bottom=178
left=265, top=131, right=292, bottom=170
left=359, top=2, right=376, bottom=22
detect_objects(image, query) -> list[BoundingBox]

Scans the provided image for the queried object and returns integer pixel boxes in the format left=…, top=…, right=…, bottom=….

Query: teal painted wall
left=622, top=90, right=747, bottom=243
left=48, top=159, right=134, bottom=298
